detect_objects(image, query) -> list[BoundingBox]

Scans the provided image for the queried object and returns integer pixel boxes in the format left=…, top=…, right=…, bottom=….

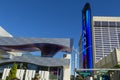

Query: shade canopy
left=0, top=37, right=73, bottom=57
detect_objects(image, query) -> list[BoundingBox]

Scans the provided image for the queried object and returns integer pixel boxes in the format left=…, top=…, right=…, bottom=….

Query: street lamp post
left=73, top=48, right=78, bottom=80
left=73, top=46, right=92, bottom=80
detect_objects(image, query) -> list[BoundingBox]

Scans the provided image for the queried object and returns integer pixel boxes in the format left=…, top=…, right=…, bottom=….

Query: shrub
left=6, top=63, right=18, bottom=80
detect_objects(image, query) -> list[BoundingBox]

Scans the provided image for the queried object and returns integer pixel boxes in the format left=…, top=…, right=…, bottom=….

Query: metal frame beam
left=76, top=68, right=120, bottom=71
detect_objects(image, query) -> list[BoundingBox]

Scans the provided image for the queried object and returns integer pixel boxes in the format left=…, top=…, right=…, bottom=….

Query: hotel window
left=102, top=21, right=108, bottom=27
left=96, top=55, right=104, bottom=58
left=118, top=33, right=120, bottom=45
left=109, top=22, right=116, bottom=27
left=94, top=21, right=101, bottom=27
left=117, top=22, right=120, bottom=27
left=95, top=27, right=101, bottom=30
left=96, top=52, right=103, bottom=55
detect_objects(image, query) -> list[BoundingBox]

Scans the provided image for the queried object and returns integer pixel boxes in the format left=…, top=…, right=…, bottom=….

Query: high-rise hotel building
left=93, top=16, right=120, bottom=62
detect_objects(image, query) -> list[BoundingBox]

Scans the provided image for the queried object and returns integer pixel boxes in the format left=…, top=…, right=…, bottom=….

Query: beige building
left=92, top=16, right=120, bottom=63
left=95, top=48, right=120, bottom=80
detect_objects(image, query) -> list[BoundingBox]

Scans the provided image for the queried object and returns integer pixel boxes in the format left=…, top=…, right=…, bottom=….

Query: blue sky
left=0, top=0, right=120, bottom=74
left=0, top=0, right=120, bottom=48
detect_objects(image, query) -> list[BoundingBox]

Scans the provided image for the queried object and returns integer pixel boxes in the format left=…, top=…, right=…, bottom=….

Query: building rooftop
left=0, top=37, right=73, bottom=57
left=93, top=16, right=120, bottom=21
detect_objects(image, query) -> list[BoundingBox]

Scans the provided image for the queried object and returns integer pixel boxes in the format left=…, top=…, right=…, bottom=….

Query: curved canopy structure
left=0, top=56, right=70, bottom=67
left=0, top=37, right=73, bottom=57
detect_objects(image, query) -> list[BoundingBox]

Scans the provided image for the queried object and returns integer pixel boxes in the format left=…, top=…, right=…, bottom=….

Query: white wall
left=63, top=65, right=70, bottom=80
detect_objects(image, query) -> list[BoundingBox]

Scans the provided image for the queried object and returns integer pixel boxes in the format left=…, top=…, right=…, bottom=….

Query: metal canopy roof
left=0, top=37, right=73, bottom=57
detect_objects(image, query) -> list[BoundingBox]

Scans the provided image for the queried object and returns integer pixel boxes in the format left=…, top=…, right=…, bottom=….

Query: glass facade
left=0, top=62, right=63, bottom=80
left=0, top=62, right=39, bottom=72
left=94, top=21, right=120, bottom=62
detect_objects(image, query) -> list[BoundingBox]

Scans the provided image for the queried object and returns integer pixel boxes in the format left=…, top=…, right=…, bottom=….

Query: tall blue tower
left=82, top=3, right=93, bottom=69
